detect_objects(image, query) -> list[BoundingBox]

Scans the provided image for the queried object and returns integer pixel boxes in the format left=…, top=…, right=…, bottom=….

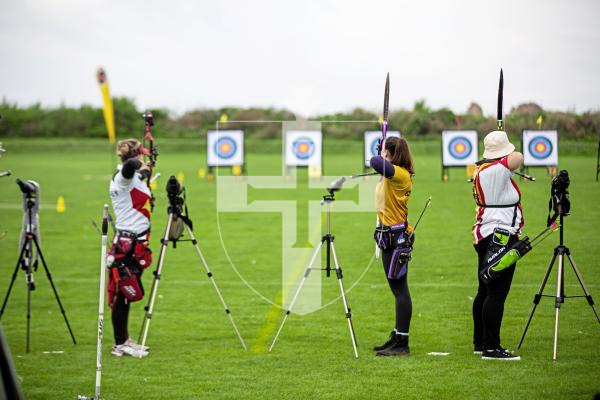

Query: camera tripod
left=0, top=188, right=76, bottom=352
left=592, top=139, right=600, bottom=182
left=269, top=188, right=359, bottom=358
left=518, top=213, right=600, bottom=360
left=138, top=204, right=247, bottom=354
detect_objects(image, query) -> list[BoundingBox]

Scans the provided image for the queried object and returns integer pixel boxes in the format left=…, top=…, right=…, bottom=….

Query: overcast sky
left=1, top=0, right=599, bottom=116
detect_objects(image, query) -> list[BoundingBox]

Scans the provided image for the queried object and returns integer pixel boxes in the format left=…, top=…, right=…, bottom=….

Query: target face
left=285, top=131, right=322, bottom=166
left=364, top=131, right=401, bottom=166
left=523, top=130, right=558, bottom=166
left=215, top=137, right=237, bottom=159
left=528, top=137, right=552, bottom=159
left=442, top=130, right=478, bottom=166
left=293, top=137, right=315, bottom=160
left=207, top=130, right=244, bottom=166
left=448, top=137, right=473, bottom=160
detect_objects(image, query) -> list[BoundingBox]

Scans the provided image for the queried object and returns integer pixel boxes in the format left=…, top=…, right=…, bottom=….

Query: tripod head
left=164, top=176, right=193, bottom=246
left=166, top=175, right=185, bottom=215
left=322, top=193, right=335, bottom=203
left=142, top=111, right=154, bottom=127
left=323, top=177, right=346, bottom=202
left=16, top=178, right=38, bottom=205
left=548, top=170, right=570, bottom=229
left=546, top=170, right=571, bottom=246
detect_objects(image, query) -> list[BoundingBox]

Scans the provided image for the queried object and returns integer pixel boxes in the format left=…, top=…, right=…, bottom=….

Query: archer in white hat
left=482, top=130, right=523, bottom=168
left=471, top=69, right=525, bottom=362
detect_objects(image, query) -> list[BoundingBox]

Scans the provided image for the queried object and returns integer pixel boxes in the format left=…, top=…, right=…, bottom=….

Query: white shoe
left=125, top=337, right=150, bottom=352
left=111, top=344, right=149, bottom=358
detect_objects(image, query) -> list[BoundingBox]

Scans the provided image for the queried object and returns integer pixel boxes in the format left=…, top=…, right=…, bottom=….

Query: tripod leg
left=553, top=254, right=565, bottom=361
left=566, top=254, right=600, bottom=324
left=184, top=224, right=247, bottom=351
left=0, top=242, right=28, bottom=319
left=31, top=235, right=77, bottom=345
left=138, top=248, right=161, bottom=342
left=519, top=251, right=557, bottom=349
left=138, top=259, right=160, bottom=342
left=269, top=241, right=323, bottom=353
left=139, top=214, right=173, bottom=356
left=26, top=258, right=32, bottom=353
left=330, top=243, right=359, bottom=358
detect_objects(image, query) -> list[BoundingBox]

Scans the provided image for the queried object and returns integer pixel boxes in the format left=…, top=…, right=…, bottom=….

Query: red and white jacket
left=109, top=164, right=151, bottom=235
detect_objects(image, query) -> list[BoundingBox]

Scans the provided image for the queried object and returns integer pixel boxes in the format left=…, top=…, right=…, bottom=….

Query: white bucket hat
left=483, top=130, right=515, bottom=159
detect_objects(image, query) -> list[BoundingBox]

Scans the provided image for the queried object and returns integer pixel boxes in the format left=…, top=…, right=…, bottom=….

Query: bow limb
left=378, top=72, right=390, bottom=155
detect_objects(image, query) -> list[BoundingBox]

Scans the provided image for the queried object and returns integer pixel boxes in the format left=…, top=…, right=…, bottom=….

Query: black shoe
left=373, top=331, right=397, bottom=351
left=376, top=335, right=409, bottom=357
left=482, top=348, right=521, bottom=361
left=473, top=345, right=483, bottom=355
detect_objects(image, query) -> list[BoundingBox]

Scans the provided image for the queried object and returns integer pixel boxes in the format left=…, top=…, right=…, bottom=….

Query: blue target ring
left=215, top=137, right=237, bottom=159
left=370, top=138, right=380, bottom=157
left=528, top=136, right=552, bottom=159
left=448, top=137, right=473, bottom=160
left=292, top=137, right=315, bottom=160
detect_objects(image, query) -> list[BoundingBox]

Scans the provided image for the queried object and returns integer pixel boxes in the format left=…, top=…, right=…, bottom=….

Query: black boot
left=376, top=334, right=409, bottom=356
left=373, top=331, right=397, bottom=351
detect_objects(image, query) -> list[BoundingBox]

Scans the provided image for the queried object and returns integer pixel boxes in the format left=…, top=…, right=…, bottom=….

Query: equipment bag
left=133, top=240, right=152, bottom=269
left=118, top=267, right=144, bottom=302
left=388, top=223, right=414, bottom=280
left=374, top=223, right=414, bottom=280
left=374, top=222, right=411, bottom=250
left=109, top=233, right=152, bottom=270
left=168, top=215, right=185, bottom=242
left=388, top=246, right=412, bottom=280
left=106, top=233, right=149, bottom=305
left=374, top=225, right=392, bottom=250
left=479, top=227, right=528, bottom=284
left=479, top=238, right=531, bottom=284
left=479, top=222, right=558, bottom=284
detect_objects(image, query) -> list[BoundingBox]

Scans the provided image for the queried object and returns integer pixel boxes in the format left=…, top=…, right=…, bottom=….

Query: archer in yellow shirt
left=370, top=136, right=415, bottom=357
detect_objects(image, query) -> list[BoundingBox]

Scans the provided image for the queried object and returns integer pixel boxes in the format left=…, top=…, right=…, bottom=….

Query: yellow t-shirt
left=375, top=165, right=413, bottom=229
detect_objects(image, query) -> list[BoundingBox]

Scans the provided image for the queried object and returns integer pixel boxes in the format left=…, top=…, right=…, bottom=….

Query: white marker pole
left=94, top=205, right=109, bottom=400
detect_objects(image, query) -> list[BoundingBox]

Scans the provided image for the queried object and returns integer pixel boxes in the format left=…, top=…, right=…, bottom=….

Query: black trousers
left=112, top=269, right=143, bottom=345
left=473, top=235, right=517, bottom=350
left=382, top=248, right=412, bottom=333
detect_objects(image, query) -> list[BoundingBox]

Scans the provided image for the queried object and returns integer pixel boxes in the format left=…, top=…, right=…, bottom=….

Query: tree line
left=1, top=97, right=598, bottom=140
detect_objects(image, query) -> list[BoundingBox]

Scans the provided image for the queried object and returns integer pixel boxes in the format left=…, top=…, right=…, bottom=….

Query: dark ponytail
left=384, top=137, right=415, bottom=175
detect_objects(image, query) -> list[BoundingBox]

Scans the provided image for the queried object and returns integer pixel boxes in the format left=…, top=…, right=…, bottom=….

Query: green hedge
left=1, top=98, right=599, bottom=140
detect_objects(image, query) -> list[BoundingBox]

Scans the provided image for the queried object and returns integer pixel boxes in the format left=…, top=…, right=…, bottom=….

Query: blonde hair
left=116, top=139, right=142, bottom=162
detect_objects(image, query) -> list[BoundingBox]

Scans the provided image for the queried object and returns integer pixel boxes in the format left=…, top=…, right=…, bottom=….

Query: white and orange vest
left=472, top=156, right=524, bottom=244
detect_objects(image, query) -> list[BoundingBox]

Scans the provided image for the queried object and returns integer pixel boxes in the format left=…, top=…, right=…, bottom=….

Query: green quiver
left=492, top=249, right=521, bottom=272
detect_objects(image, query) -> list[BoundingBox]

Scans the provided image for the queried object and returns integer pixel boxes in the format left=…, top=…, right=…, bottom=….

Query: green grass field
left=0, top=137, right=599, bottom=399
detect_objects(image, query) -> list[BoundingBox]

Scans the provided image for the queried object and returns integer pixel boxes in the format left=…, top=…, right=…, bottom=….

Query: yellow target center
left=299, top=143, right=308, bottom=153
left=535, top=143, right=545, bottom=152
left=221, top=143, right=231, bottom=152
left=456, top=143, right=465, bottom=152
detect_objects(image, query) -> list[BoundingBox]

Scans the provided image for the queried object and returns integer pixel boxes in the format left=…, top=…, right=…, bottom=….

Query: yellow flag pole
left=97, top=68, right=116, bottom=144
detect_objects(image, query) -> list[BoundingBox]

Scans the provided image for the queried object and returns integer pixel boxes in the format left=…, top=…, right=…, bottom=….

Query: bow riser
left=142, top=111, right=157, bottom=211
